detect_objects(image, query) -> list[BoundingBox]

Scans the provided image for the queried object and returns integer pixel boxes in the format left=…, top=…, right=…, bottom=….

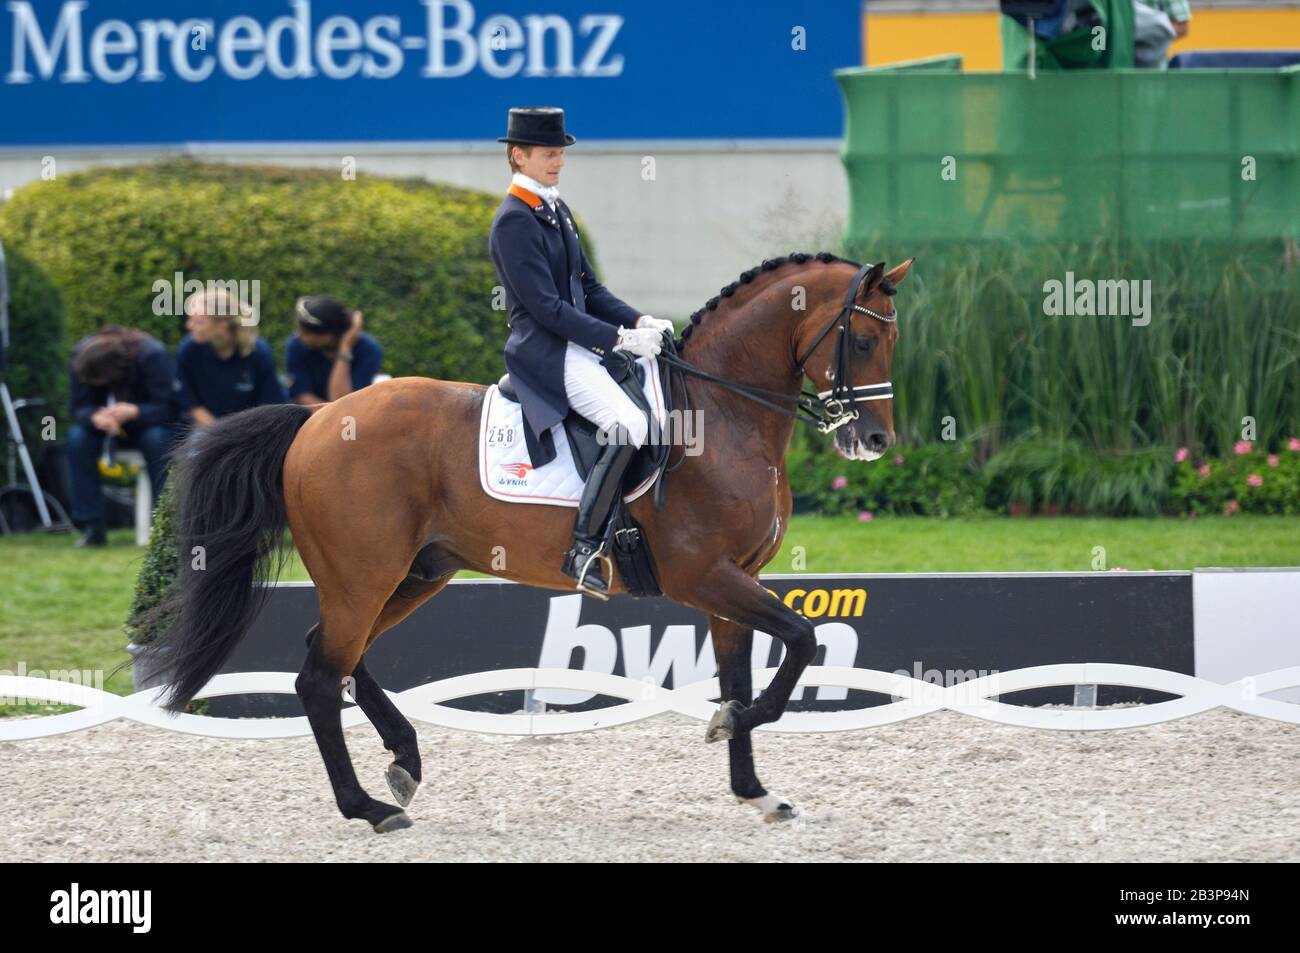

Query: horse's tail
left=138, top=404, right=313, bottom=713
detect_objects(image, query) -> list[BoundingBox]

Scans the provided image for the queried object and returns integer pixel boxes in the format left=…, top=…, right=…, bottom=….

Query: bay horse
left=140, top=251, right=911, bottom=832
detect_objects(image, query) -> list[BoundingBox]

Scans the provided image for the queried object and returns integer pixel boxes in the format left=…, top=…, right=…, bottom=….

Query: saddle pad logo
left=500, top=462, right=533, bottom=479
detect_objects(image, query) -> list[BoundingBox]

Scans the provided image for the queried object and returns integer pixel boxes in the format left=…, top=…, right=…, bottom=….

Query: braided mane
left=677, top=251, right=895, bottom=349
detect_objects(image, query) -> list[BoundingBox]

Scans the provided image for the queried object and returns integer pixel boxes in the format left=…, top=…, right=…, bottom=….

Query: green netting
left=835, top=68, right=1299, bottom=244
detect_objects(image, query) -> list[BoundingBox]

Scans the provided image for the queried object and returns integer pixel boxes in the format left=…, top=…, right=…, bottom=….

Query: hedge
left=0, top=245, right=66, bottom=447
left=0, top=158, right=556, bottom=393
left=789, top=434, right=1300, bottom=517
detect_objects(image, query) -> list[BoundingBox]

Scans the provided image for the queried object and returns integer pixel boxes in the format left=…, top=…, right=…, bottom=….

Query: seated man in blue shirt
left=175, top=287, right=286, bottom=426
left=285, top=295, right=383, bottom=404
left=67, top=327, right=178, bottom=547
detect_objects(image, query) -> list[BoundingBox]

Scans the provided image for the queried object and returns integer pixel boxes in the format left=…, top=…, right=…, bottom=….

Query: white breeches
left=563, top=341, right=648, bottom=448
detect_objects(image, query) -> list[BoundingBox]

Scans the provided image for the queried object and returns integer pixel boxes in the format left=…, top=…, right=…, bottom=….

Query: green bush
left=123, top=471, right=179, bottom=646
left=1169, top=441, right=1300, bottom=516
left=0, top=245, right=66, bottom=444
left=982, top=439, right=1175, bottom=516
left=790, top=437, right=986, bottom=517
left=0, top=158, right=539, bottom=386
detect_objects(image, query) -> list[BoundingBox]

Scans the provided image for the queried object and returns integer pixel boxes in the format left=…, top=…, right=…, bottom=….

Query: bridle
left=656, top=260, right=896, bottom=437
left=794, top=260, right=896, bottom=433
left=645, top=261, right=896, bottom=511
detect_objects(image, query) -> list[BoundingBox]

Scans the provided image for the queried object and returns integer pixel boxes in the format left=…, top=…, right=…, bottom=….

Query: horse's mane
left=677, top=251, right=895, bottom=350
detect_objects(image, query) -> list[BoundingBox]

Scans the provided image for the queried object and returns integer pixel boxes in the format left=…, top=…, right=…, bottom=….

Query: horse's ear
left=885, top=258, right=915, bottom=285
left=861, top=260, right=886, bottom=295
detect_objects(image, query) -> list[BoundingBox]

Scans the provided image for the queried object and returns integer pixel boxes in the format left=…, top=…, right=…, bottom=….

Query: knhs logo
left=4, top=1, right=625, bottom=85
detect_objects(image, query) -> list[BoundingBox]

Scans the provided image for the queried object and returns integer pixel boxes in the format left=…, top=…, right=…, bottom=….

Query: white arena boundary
left=2, top=663, right=1300, bottom=742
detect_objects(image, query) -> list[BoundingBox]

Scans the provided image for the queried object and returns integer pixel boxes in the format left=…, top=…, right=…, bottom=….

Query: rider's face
left=516, top=146, right=565, bottom=187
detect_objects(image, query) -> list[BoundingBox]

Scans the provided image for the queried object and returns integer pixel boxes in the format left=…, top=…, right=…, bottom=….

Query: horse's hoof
left=706, top=700, right=744, bottom=743
left=739, top=793, right=799, bottom=823
left=386, top=763, right=419, bottom=808
left=372, top=811, right=413, bottom=834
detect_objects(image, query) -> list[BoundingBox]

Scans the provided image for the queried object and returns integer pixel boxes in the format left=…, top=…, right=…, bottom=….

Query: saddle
left=495, top=352, right=669, bottom=597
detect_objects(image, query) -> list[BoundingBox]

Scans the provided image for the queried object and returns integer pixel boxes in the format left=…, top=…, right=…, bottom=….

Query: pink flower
left=1288, top=437, right=1300, bottom=452
left=1198, top=464, right=1211, bottom=478
left=893, top=455, right=905, bottom=466
left=1247, top=473, right=1263, bottom=487
left=1175, top=447, right=1189, bottom=463
left=831, top=475, right=848, bottom=490
left=1268, top=454, right=1279, bottom=467
left=1108, top=567, right=1129, bottom=572
left=1233, top=440, right=1253, bottom=455
left=1224, top=500, right=1240, bottom=515
left=858, top=510, right=873, bottom=522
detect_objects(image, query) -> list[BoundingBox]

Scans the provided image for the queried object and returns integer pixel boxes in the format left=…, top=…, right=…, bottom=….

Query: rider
left=487, top=106, right=673, bottom=597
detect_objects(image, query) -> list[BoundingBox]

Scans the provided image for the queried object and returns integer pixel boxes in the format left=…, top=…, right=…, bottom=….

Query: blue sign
left=0, top=1, right=858, bottom=145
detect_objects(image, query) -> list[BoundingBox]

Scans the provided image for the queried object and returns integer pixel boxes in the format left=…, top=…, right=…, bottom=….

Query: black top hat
left=498, top=107, right=576, bottom=147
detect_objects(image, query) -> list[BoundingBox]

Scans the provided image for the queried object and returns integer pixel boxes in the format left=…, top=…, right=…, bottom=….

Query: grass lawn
left=2, top=515, right=1297, bottom=713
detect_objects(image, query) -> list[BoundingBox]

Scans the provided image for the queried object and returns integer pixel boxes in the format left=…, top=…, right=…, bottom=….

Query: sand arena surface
left=2, top=708, right=1297, bottom=862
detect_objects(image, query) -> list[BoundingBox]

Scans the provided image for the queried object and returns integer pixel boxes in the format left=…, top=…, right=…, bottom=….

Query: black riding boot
left=562, top=439, right=638, bottom=599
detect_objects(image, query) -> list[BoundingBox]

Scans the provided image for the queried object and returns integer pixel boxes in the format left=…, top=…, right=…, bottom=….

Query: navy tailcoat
left=488, top=185, right=641, bottom=467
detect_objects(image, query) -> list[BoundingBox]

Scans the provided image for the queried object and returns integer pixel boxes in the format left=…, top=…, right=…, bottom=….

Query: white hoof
left=739, top=793, right=799, bottom=823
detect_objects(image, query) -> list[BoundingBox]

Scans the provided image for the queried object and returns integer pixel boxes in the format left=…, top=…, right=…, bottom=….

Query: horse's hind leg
left=346, top=658, right=422, bottom=808
left=296, top=594, right=410, bottom=833
left=305, top=623, right=422, bottom=809
left=343, top=572, right=458, bottom=808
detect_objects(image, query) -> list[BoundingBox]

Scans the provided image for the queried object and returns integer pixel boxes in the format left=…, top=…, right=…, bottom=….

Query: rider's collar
left=510, top=172, right=560, bottom=207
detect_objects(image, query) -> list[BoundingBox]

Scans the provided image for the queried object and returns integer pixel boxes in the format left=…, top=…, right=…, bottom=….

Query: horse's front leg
left=707, top=615, right=798, bottom=822
left=680, top=564, right=814, bottom=818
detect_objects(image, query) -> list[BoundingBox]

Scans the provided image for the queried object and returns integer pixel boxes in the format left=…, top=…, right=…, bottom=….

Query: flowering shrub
left=791, top=441, right=986, bottom=517
left=1169, top=440, right=1300, bottom=516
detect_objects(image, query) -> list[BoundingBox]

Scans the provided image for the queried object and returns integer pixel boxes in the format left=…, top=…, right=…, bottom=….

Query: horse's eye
left=854, top=336, right=876, bottom=354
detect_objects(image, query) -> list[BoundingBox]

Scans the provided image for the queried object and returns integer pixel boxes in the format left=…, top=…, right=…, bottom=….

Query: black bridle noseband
left=656, top=260, right=895, bottom=438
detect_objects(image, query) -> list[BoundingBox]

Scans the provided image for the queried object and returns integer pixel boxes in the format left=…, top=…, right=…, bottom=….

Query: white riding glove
left=636, top=315, right=675, bottom=335
left=613, top=326, right=664, bottom=358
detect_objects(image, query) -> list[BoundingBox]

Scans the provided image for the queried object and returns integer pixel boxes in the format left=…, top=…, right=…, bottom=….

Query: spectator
left=1149, top=0, right=1191, bottom=38
left=285, top=295, right=383, bottom=404
left=1134, top=1, right=1190, bottom=68
left=175, top=286, right=286, bottom=426
left=66, top=327, right=178, bottom=547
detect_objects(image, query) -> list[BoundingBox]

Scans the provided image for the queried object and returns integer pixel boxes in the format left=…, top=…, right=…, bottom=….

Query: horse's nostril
left=865, top=432, right=887, bottom=452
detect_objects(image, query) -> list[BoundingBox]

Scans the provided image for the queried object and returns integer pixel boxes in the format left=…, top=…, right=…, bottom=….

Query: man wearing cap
left=488, top=106, right=673, bottom=598
left=285, top=295, right=384, bottom=404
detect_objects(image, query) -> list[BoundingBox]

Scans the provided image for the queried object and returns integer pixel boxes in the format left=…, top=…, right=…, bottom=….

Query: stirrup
left=565, top=539, right=614, bottom=601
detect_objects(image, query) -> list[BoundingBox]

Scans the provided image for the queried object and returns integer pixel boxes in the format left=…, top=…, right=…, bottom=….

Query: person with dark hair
left=66, top=326, right=178, bottom=547
left=284, top=295, right=383, bottom=404
left=175, top=286, right=286, bottom=425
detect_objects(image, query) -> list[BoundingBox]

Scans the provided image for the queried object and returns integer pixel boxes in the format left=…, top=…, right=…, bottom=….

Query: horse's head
left=795, top=257, right=912, bottom=461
